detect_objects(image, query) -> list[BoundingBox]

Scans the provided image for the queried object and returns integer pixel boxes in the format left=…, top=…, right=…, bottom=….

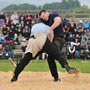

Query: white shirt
left=31, top=23, right=54, bottom=37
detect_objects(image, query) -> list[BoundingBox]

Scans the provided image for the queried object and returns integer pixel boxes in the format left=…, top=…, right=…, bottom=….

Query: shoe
left=64, top=64, right=80, bottom=74
left=8, top=58, right=17, bottom=68
left=67, top=68, right=80, bottom=74
left=11, top=75, right=18, bottom=82
left=54, top=78, right=61, bottom=82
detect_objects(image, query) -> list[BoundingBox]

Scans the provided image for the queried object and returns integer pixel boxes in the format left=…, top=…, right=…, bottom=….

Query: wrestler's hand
left=46, top=29, right=52, bottom=36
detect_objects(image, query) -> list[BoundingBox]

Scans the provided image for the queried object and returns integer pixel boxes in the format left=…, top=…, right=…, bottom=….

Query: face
left=40, top=12, right=49, bottom=21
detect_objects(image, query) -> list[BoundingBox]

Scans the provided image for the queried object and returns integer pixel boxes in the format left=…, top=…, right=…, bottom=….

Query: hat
left=79, top=20, right=83, bottom=23
left=84, top=20, right=87, bottom=22
left=23, top=38, right=26, bottom=41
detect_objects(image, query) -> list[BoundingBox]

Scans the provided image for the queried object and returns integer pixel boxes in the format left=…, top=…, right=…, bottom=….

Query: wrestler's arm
left=46, top=17, right=62, bottom=36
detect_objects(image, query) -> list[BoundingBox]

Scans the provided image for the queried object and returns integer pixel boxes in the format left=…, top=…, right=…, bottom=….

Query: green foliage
left=2, top=0, right=85, bottom=10
left=42, top=0, right=81, bottom=10
left=2, top=3, right=38, bottom=10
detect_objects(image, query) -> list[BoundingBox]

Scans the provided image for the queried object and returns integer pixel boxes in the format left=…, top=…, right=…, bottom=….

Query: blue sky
left=0, top=0, right=90, bottom=10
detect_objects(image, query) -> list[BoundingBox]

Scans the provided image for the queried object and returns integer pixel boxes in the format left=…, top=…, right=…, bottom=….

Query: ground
left=0, top=71, right=90, bottom=90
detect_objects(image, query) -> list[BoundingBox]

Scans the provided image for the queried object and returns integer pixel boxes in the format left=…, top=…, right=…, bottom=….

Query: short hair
left=39, top=10, right=46, bottom=16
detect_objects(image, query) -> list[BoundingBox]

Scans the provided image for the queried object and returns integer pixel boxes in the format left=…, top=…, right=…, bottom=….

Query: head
left=39, top=10, right=49, bottom=21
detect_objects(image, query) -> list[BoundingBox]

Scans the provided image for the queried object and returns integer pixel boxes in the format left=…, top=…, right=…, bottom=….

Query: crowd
left=0, top=11, right=90, bottom=60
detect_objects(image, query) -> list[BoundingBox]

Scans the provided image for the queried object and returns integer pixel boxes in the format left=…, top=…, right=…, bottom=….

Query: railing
left=0, top=9, right=90, bottom=22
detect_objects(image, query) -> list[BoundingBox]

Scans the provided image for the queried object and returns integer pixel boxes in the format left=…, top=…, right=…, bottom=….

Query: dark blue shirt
left=43, top=14, right=64, bottom=37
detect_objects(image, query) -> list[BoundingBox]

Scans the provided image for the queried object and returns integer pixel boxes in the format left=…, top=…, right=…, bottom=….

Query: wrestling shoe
left=54, top=78, right=61, bottom=82
left=64, top=64, right=80, bottom=74
left=11, top=75, right=18, bottom=82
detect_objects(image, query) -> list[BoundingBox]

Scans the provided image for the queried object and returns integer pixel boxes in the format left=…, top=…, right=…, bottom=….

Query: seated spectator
left=78, top=27, right=85, bottom=36
left=0, top=12, right=6, bottom=22
left=32, top=13, right=38, bottom=24
left=84, top=44, right=89, bottom=60
left=69, top=23, right=76, bottom=34
left=67, top=34, right=74, bottom=45
left=85, top=29, right=90, bottom=44
left=26, top=12, right=33, bottom=28
left=19, top=13, right=26, bottom=23
left=73, top=28, right=79, bottom=37
left=9, top=39, right=15, bottom=49
left=81, top=34, right=88, bottom=43
left=21, top=38, right=27, bottom=52
left=11, top=12, right=19, bottom=25
left=80, top=38, right=87, bottom=49
left=3, top=43, right=12, bottom=59
left=23, top=30, right=30, bottom=40
left=76, top=20, right=83, bottom=28
left=83, top=20, right=89, bottom=30
left=68, top=43, right=75, bottom=59
left=5, top=34, right=10, bottom=42
left=74, top=39, right=80, bottom=59
left=71, top=38, right=80, bottom=46
left=20, top=21, right=25, bottom=29
left=2, top=40, right=8, bottom=48
left=0, top=43, right=4, bottom=59
left=13, top=33, right=19, bottom=45
left=23, top=25, right=30, bottom=33
left=8, top=29, right=14, bottom=39
left=17, top=28, right=23, bottom=36
left=2, top=24, right=8, bottom=35
left=18, top=34, right=25, bottom=45
left=75, top=34, right=81, bottom=42
left=5, top=17, right=11, bottom=27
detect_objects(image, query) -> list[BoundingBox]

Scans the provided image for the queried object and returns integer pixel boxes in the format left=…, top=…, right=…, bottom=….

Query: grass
left=0, top=59, right=90, bottom=73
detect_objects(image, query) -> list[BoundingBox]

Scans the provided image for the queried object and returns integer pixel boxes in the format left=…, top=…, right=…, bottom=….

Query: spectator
left=80, top=38, right=87, bottom=49
left=5, top=17, right=11, bottom=27
left=83, top=20, right=89, bottom=30
left=32, top=13, right=38, bottom=24
left=84, top=44, right=89, bottom=60
left=68, top=43, right=75, bottom=59
left=67, top=34, right=74, bottom=45
left=85, top=29, right=90, bottom=44
left=23, top=29, right=30, bottom=40
left=2, top=24, right=8, bottom=35
left=81, top=34, right=88, bottom=43
left=9, top=39, right=15, bottom=49
left=11, top=12, right=19, bottom=25
left=77, top=20, right=83, bottom=28
left=18, top=34, right=25, bottom=45
left=13, top=33, right=19, bottom=45
left=21, top=38, right=27, bottom=52
left=26, top=12, right=33, bottom=29
left=3, top=43, right=12, bottom=59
